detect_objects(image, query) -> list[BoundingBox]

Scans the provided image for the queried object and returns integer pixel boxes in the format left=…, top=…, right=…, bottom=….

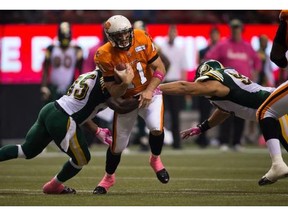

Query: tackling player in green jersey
left=0, top=68, right=138, bottom=194
left=159, top=59, right=288, bottom=186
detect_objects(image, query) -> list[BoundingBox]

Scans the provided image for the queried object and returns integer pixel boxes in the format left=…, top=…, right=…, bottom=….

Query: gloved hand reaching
left=180, top=127, right=202, bottom=139
left=95, top=127, right=112, bottom=145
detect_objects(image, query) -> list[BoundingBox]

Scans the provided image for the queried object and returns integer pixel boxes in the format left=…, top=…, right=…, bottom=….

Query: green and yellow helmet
left=195, top=59, right=224, bottom=82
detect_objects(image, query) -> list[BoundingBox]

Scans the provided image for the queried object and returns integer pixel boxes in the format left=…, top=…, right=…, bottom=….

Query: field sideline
left=1, top=143, right=288, bottom=213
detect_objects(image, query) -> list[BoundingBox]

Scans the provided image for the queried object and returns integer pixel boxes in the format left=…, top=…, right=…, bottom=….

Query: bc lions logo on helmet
left=104, top=21, right=111, bottom=30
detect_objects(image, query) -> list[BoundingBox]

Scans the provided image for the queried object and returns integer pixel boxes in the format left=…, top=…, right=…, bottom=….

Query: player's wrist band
left=197, top=119, right=211, bottom=132
left=153, top=70, right=165, bottom=81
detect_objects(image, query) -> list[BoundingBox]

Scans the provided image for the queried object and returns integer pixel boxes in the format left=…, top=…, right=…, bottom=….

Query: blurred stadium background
left=0, top=10, right=282, bottom=144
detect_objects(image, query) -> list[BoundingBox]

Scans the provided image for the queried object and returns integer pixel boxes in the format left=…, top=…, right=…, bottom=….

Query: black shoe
left=93, top=186, right=107, bottom=194
left=258, top=177, right=276, bottom=186
left=60, top=186, right=76, bottom=194
left=156, top=168, right=170, bottom=184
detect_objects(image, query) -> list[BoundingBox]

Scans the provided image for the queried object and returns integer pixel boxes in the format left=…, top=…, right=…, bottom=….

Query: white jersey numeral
left=128, top=62, right=147, bottom=89
left=136, top=62, right=147, bottom=84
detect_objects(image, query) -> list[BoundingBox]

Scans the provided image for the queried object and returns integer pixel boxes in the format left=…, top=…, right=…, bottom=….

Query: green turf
left=1, top=143, right=288, bottom=207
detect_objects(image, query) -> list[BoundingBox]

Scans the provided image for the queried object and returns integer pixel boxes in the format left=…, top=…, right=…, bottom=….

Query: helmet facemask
left=106, top=28, right=133, bottom=50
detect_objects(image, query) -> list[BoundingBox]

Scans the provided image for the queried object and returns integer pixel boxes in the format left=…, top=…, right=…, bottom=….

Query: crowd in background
left=1, top=10, right=286, bottom=151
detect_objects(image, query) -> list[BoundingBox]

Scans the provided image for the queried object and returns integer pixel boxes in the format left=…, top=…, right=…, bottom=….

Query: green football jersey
left=196, top=68, right=275, bottom=121
left=56, top=70, right=109, bottom=125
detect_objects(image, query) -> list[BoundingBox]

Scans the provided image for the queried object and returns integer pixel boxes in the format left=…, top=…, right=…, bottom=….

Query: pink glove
left=95, top=127, right=112, bottom=145
left=180, top=127, right=202, bottom=139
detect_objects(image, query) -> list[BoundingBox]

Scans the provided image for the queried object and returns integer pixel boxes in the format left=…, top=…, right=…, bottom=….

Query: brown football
left=114, top=63, right=126, bottom=83
left=115, top=63, right=127, bottom=71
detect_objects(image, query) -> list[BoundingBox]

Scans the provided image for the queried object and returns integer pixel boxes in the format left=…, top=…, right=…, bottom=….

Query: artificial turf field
left=1, top=143, right=288, bottom=210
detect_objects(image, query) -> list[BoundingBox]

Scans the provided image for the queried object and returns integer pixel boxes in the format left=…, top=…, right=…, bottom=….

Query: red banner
left=0, top=24, right=278, bottom=84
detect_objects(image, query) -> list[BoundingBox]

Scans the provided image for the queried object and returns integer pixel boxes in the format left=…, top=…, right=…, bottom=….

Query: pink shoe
left=43, top=178, right=76, bottom=194
left=93, top=173, right=115, bottom=194
left=149, top=155, right=170, bottom=184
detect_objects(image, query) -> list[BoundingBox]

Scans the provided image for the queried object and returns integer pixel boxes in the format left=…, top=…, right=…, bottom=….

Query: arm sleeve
left=144, top=31, right=159, bottom=64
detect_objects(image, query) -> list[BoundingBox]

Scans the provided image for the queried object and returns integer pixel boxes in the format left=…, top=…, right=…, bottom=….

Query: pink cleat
left=43, top=178, right=76, bottom=194
left=149, top=155, right=170, bottom=184
left=93, top=173, right=115, bottom=194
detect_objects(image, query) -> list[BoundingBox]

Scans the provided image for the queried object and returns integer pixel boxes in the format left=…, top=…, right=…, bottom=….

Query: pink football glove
left=95, top=127, right=112, bottom=145
left=180, top=127, right=202, bottom=139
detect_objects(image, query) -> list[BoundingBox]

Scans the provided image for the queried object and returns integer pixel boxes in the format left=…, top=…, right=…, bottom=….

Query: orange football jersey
left=94, top=29, right=159, bottom=98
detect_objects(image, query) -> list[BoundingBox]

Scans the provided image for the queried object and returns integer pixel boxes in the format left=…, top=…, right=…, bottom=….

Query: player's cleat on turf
left=156, top=168, right=170, bottom=184
left=93, top=173, right=115, bottom=195
left=93, top=186, right=107, bottom=194
left=149, top=155, right=170, bottom=184
left=43, top=179, right=76, bottom=194
left=258, top=162, right=288, bottom=186
left=59, top=186, right=76, bottom=194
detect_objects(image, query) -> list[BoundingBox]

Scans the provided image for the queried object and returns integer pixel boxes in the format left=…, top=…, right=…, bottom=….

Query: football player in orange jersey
left=93, top=15, right=169, bottom=194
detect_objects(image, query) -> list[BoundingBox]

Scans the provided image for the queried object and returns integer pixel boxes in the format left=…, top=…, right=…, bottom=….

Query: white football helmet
left=104, top=15, right=133, bottom=50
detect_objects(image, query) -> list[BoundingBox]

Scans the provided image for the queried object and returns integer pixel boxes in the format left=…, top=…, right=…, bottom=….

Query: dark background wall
left=1, top=85, right=43, bottom=139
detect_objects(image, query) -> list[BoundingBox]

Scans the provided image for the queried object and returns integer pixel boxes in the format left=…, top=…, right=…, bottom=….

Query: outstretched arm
left=83, top=120, right=112, bottom=145
left=159, top=80, right=229, bottom=97
left=208, top=108, right=231, bottom=128
left=181, top=108, right=231, bottom=139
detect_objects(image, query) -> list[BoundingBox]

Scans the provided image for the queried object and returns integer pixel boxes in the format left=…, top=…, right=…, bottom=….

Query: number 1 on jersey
left=136, top=62, right=147, bottom=84
left=127, top=62, right=147, bottom=89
